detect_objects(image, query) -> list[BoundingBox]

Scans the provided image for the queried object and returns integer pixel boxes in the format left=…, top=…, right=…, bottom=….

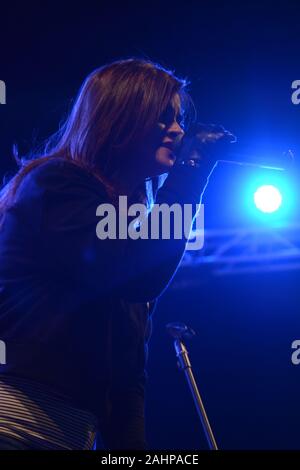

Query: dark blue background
left=1, top=0, right=300, bottom=449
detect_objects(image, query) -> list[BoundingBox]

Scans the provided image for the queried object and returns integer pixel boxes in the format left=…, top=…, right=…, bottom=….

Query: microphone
left=218, top=149, right=295, bottom=171
left=175, top=123, right=295, bottom=171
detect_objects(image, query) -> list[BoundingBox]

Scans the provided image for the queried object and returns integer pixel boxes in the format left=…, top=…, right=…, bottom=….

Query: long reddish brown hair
left=0, top=58, right=193, bottom=213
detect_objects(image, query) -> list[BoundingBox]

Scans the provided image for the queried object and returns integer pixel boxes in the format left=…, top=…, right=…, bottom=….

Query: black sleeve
left=22, top=159, right=212, bottom=303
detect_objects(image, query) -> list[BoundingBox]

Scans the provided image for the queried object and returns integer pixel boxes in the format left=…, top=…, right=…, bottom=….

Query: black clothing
left=0, top=157, right=210, bottom=448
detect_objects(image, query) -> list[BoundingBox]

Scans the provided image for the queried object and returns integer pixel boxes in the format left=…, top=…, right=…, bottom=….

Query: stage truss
left=179, top=224, right=300, bottom=280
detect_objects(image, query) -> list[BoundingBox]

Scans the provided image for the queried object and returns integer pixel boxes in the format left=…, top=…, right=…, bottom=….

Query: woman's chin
left=156, top=147, right=176, bottom=168
left=155, top=158, right=176, bottom=175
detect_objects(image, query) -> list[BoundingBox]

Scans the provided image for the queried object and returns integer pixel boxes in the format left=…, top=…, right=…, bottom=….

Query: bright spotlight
left=254, top=185, right=283, bottom=213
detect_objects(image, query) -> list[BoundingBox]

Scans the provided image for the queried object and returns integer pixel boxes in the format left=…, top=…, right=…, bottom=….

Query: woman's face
left=139, top=93, right=185, bottom=177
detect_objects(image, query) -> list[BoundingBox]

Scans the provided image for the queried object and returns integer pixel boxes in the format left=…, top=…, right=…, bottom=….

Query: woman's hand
left=175, top=122, right=237, bottom=170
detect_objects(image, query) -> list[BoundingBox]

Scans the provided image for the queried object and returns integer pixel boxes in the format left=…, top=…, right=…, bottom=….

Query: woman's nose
left=167, top=120, right=185, bottom=139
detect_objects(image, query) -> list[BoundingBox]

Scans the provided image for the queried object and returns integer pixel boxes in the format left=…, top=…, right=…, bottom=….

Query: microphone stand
left=166, top=322, right=218, bottom=451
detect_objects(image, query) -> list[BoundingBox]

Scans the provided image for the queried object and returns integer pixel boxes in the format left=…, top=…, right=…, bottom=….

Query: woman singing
left=0, top=58, right=230, bottom=450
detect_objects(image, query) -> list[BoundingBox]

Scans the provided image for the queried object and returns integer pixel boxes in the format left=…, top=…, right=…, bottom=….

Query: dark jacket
left=0, top=157, right=209, bottom=421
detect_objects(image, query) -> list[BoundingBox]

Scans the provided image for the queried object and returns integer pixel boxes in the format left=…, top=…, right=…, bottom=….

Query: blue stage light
left=253, top=185, right=283, bottom=213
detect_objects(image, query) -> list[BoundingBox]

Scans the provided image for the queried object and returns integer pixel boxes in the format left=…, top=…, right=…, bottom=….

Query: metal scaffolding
left=180, top=224, right=300, bottom=277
